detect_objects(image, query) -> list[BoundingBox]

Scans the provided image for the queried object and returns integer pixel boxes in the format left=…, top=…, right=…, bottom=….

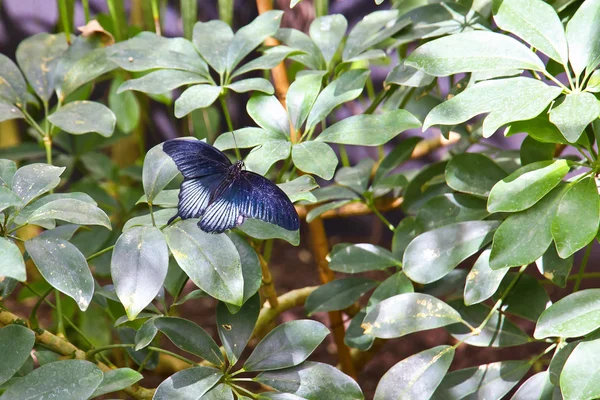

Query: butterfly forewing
left=163, top=139, right=231, bottom=178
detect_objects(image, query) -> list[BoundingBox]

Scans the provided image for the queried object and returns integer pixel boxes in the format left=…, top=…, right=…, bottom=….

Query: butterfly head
left=230, top=159, right=245, bottom=175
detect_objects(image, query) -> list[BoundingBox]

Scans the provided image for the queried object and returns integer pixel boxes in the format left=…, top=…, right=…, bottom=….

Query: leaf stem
left=368, top=201, right=394, bottom=231
left=339, top=145, right=350, bottom=167
left=229, top=383, right=257, bottom=399
left=148, top=203, right=157, bottom=227
left=82, top=0, right=91, bottom=22
left=219, top=95, right=241, bottom=160
left=55, top=290, right=66, bottom=338
left=86, top=245, right=115, bottom=262
left=574, top=243, right=593, bottom=292
left=542, top=70, right=571, bottom=93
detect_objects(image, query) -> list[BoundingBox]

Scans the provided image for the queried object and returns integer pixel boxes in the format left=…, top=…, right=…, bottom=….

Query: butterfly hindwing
left=176, top=174, right=225, bottom=220
left=199, top=180, right=246, bottom=233
left=163, top=139, right=231, bottom=178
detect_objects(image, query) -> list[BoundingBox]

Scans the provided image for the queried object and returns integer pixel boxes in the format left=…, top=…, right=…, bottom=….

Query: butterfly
left=163, top=138, right=300, bottom=234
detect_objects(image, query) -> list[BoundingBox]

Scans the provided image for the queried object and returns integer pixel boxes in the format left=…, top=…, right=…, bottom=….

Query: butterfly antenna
left=231, top=131, right=241, bottom=160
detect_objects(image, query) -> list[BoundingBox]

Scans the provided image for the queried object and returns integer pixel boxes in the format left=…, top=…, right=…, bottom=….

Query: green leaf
left=143, top=142, right=180, bottom=203
left=447, top=301, right=530, bottom=347
left=508, top=115, right=589, bottom=145
left=587, top=69, right=600, bottom=92
left=57, top=45, right=116, bottom=100
left=193, top=20, right=233, bottom=75
left=487, top=160, right=569, bottom=213
left=309, top=15, right=347, bottom=64
left=493, top=0, right=568, bottom=65
left=404, top=221, right=500, bottom=284
left=111, top=226, right=169, bottom=319
left=373, top=137, right=421, bottom=186
left=137, top=189, right=179, bottom=208
left=534, top=288, right=600, bottom=339
left=549, top=341, right=578, bottom=385
left=490, top=186, right=565, bottom=269
left=154, top=317, right=224, bottom=366
left=328, top=243, right=400, bottom=273
left=217, top=293, right=260, bottom=366
left=386, top=61, right=435, bottom=87
left=175, top=84, right=222, bottom=118
left=0, top=103, right=24, bottom=123
left=134, top=317, right=158, bottom=350
left=316, top=110, right=421, bottom=146
left=565, top=0, right=600, bottom=76
left=362, top=293, right=462, bottom=339
left=345, top=311, right=374, bottom=351
left=392, top=217, right=421, bottom=261
left=445, top=153, right=507, bottom=197
left=286, top=74, right=322, bottom=131
left=403, top=161, right=450, bottom=214
left=123, top=208, right=177, bottom=231
left=227, top=232, right=262, bottom=309
left=215, top=128, right=284, bottom=150
left=164, top=220, right=244, bottom=305
left=292, top=141, right=337, bottom=180
left=11, top=163, right=64, bottom=206
left=244, top=320, right=329, bottom=371
left=91, top=368, right=143, bottom=398
left=117, top=327, right=159, bottom=370
left=0, top=160, right=16, bottom=188
left=334, top=158, right=374, bottom=194
left=406, top=31, right=544, bottom=76
left=560, top=339, right=600, bottom=400
left=512, top=371, right=555, bottom=400
left=423, top=77, right=561, bottom=138
left=153, top=366, right=222, bottom=400
left=256, top=361, right=364, bottom=399
left=0, top=325, right=35, bottom=386
left=494, top=273, right=550, bottom=321
left=25, top=236, right=94, bottom=311
left=432, top=361, right=530, bottom=400
left=343, top=10, right=404, bottom=61
left=48, top=100, right=116, bottom=137
left=0, top=54, right=28, bottom=104
left=464, top=249, right=508, bottom=306
left=366, top=271, right=413, bottom=314
left=305, top=278, right=377, bottom=315
left=274, top=28, right=325, bottom=70
left=226, top=10, right=283, bottom=72
left=520, top=135, right=555, bottom=165
left=245, top=140, right=291, bottom=175
left=231, top=46, right=299, bottom=79
left=374, top=345, right=454, bottom=400
left=118, top=70, right=210, bottom=95
left=227, top=78, right=274, bottom=94
left=247, top=94, right=290, bottom=138
left=552, top=177, right=600, bottom=258
left=238, top=218, right=299, bottom=246
left=306, top=200, right=352, bottom=222
left=14, top=192, right=96, bottom=228
left=0, top=237, right=26, bottom=281
left=16, top=32, right=68, bottom=102
left=0, top=360, right=102, bottom=400
left=109, top=75, right=140, bottom=134
left=306, top=69, right=369, bottom=130
left=416, top=193, right=489, bottom=231
left=27, top=198, right=111, bottom=229
left=203, top=384, right=234, bottom=400
left=553, top=93, right=600, bottom=143
left=278, top=175, right=318, bottom=203
left=536, top=244, right=573, bottom=287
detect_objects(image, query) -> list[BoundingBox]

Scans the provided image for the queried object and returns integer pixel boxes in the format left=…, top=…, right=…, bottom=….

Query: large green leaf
left=16, top=32, right=68, bottom=102
left=274, top=28, right=325, bottom=70
left=111, top=226, right=169, bottom=319
left=203, top=384, right=234, bottom=400
left=432, top=360, right=530, bottom=400
left=560, top=339, right=600, bottom=400
left=0, top=237, right=26, bottom=281
left=57, top=44, right=116, bottom=99
left=362, top=293, right=462, bottom=339
left=226, top=232, right=262, bottom=310
left=232, top=46, right=299, bottom=78
left=534, top=288, right=600, bottom=339
left=48, top=100, right=116, bottom=137
left=423, top=77, right=562, bottom=138
left=0, top=103, right=24, bottom=123
left=278, top=175, right=318, bottom=203
left=226, top=78, right=274, bottom=94
left=153, top=366, right=222, bottom=400
left=247, top=94, right=290, bottom=138
left=256, top=362, right=363, bottom=400
left=464, top=249, right=508, bottom=306
left=366, top=271, right=413, bottom=314
left=175, top=84, right=222, bottom=118
left=345, top=311, right=374, bottom=351
left=26, top=236, right=94, bottom=311
left=305, top=278, right=377, bottom=315
left=292, top=141, right=337, bottom=180
left=164, top=220, right=243, bottom=305
left=154, top=317, right=224, bottom=366
left=0, top=54, right=28, bottom=104
left=549, top=92, right=600, bottom=142
left=217, top=293, right=260, bottom=366
left=490, top=186, right=565, bottom=269
left=193, top=20, right=233, bottom=75
left=0, top=360, right=103, bottom=400
left=11, top=163, right=64, bottom=206
left=118, top=70, right=210, bottom=95
left=142, top=142, right=180, bottom=203
left=552, top=177, right=600, bottom=258
left=403, top=161, right=450, bottom=214
left=306, top=69, right=369, bottom=130
left=238, top=219, right=299, bottom=246
left=0, top=160, right=16, bottom=188
left=374, top=346, right=454, bottom=400
left=246, top=140, right=291, bottom=175
left=0, top=325, right=35, bottom=386
left=392, top=217, right=421, bottom=261
left=508, top=115, right=590, bottom=145
left=286, top=74, right=322, bottom=131
left=244, top=320, right=329, bottom=371
left=386, top=61, right=435, bottom=88
left=520, top=135, right=555, bottom=165
left=416, top=193, right=489, bottom=231
left=493, top=0, right=568, bottom=64
left=316, top=110, right=421, bottom=146
left=511, top=371, right=555, bottom=400
left=536, top=244, right=573, bottom=287
left=309, top=15, right=347, bottom=64
left=109, top=75, right=140, bottom=133
left=404, top=221, right=499, bottom=284
left=373, top=137, right=421, bottom=186
left=0, top=185, right=20, bottom=214
left=27, top=198, right=111, bottom=229
left=328, top=243, right=400, bottom=273
left=343, top=10, right=405, bottom=61
left=406, top=31, right=544, bottom=76
left=549, top=341, right=578, bottom=385
left=565, top=0, right=600, bottom=76
left=487, top=160, right=569, bottom=213
left=445, top=153, right=507, bottom=197
left=91, top=368, right=143, bottom=398
left=215, top=128, right=283, bottom=150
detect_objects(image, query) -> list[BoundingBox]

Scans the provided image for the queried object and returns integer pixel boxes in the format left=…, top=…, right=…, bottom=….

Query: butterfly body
left=163, top=139, right=299, bottom=234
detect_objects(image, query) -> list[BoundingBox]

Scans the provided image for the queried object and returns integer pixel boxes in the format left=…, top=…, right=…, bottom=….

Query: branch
left=0, top=309, right=154, bottom=399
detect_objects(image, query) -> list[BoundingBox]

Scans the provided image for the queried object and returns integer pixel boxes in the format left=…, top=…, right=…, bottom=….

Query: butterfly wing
left=198, top=179, right=246, bottom=233
left=163, top=138, right=231, bottom=178
left=175, top=174, right=225, bottom=220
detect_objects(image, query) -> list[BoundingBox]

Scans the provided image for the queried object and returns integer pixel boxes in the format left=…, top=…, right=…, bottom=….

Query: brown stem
left=255, top=246, right=280, bottom=308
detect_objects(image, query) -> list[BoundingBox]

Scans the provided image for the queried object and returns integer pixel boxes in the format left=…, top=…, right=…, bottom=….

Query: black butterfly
left=163, top=138, right=299, bottom=234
